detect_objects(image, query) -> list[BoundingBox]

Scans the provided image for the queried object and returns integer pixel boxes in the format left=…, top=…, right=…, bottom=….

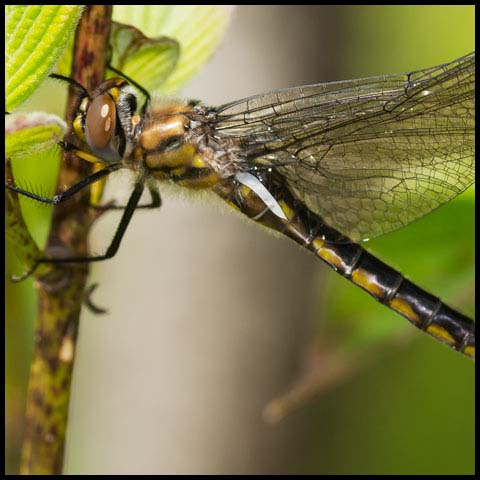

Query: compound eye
left=85, top=93, right=120, bottom=161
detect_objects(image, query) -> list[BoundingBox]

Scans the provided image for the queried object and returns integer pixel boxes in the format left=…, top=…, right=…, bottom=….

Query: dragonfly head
left=73, top=78, right=141, bottom=162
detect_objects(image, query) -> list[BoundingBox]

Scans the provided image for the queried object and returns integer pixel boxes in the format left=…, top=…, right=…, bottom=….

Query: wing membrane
left=214, top=53, right=475, bottom=241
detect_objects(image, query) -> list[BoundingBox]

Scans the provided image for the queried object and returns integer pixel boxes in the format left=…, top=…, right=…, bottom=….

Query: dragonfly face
left=7, top=53, right=475, bottom=357
left=73, top=78, right=141, bottom=162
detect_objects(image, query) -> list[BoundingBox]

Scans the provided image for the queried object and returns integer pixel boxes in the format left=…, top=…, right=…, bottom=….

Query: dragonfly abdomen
left=214, top=171, right=475, bottom=358
left=312, top=240, right=475, bottom=357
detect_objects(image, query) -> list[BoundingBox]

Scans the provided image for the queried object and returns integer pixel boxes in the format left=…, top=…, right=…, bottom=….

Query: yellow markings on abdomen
left=464, top=345, right=475, bottom=358
left=311, top=238, right=324, bottom=250
left=277, top=200, right=295, bottom=221
left=178, top=170, right=220, bottom=189
left=224, top=199, right=240, bottom=211
left=315, top=245, right=345, bottom=271
left=239, top=184, right=252, bottom=198
left=426, top=323, right=456, bottom=346
left=311, top=238, right=344, bottom=270
left=389, top=297, right=421, bottom=324
left=351, top=268, right=384, bottom=298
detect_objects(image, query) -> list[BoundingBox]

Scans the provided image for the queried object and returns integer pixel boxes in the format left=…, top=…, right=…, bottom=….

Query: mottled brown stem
left=5, top=161, right=49, bottom=278
left=20, top=6, right=112, bottom=475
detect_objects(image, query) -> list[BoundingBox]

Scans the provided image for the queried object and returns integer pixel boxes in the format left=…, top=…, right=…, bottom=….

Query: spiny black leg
left=91, top=182, right=161, bottom=210
left=49, top=73, right=90, bottom=98
left=59, top=140, right=105, bottom=164
left=5, top=163, right=122, bottom=205
left=59, top=140, right=81, bottom=152
left=36, top=180, right=145, bottom=265
left=139, top=183, right=161, bottom=209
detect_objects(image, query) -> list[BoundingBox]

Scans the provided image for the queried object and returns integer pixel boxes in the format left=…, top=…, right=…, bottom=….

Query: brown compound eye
left=85, top=93, right=121, bottom=161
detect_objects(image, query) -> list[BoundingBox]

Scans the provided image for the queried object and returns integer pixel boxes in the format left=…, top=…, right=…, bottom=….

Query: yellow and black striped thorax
left=137, top=101, right=224, bottom=189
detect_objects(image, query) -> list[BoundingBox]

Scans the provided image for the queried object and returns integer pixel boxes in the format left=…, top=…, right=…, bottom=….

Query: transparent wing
left=214, top=52, right=475, bottom=241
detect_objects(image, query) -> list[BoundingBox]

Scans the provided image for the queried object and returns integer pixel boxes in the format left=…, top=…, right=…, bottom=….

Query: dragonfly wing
left=214, top=53, right=475, bottom=241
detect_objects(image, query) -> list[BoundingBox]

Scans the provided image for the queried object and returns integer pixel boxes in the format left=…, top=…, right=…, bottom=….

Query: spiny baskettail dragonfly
left=6, top=52, right=475, bottom=358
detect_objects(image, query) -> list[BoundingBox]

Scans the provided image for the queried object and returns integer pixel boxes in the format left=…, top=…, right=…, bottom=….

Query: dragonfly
left=6, top=52, right=475, bottom=358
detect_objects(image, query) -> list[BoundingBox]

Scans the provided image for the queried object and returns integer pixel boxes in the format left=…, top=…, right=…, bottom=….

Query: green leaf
left=112, top=5, right=234, bottom=93
left=6, top=112, right=66, bottom=160
left=5, top=112, right=65, bottom=268
left=108, top=22, right=179, bottom=94
left=5, top=5, right=83, bottom=111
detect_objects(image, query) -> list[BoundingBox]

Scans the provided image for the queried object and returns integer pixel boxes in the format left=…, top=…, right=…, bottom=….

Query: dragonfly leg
left=6, top=177, right=144, bottom=284
left=59, top=140, right=107, bottom=164
left=83, top=283, right=108, bottom=315
left=33, top=179, right=145, bottom=265
left=49, top=73, right=89, bottom=98
left=5, top=162, right=122, bottom=205
left=91, top=181, right=161, bottom=210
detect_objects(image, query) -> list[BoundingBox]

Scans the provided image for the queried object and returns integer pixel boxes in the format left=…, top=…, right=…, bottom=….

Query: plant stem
left=20, top=6, right=112, bottom=474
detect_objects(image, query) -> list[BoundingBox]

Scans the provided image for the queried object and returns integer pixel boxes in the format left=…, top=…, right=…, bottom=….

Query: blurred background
left=6, top=5, right=474, bottom=474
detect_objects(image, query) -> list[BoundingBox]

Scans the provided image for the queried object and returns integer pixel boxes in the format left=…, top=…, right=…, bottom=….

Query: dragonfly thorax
left=139, top=104, right=222, bottom=189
